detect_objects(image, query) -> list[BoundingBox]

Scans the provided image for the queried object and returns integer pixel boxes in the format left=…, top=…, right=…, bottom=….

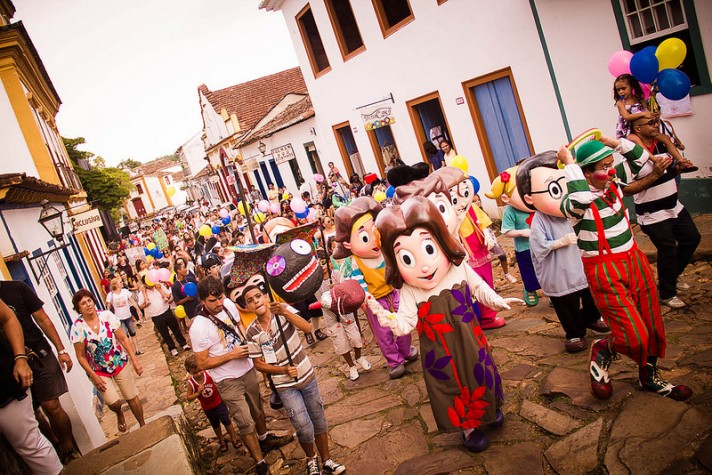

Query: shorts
left=29, top=351, right=68, bottom=408
left=325, top=315, right=362, bottom=355
left=204, top=401, right=231, bottom=429
left=98, top=365, right=138, bottom=406
left=215, top=368, right=263, bottom=436
left=121, top=318, right=137, bottom=337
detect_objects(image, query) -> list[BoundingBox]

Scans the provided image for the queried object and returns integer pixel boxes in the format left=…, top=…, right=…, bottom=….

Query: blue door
left=471, top=76, right=532, bottom=173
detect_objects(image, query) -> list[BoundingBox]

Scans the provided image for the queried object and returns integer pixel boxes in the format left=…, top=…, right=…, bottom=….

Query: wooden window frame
left=437, top=0, right=448, bottom=4
left=371, top=0, right=415, bottom=39
left=406, top=91, right=455, bottom=166
left=461, top=67, right=534, bottom=184
left=296, top=3, right=332, bottom=78
left=332, top=121, right=355, bottom=177
left=324, top=0, right=366, bottom=62
left=365, top=128, right=392, bottom=178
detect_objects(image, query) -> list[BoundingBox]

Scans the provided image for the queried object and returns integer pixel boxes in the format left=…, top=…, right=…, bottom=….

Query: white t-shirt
left=189, top=298, right=253, bottom=383
left=107, top=289, right=133, bottom=321
left=144, top=287, right=170, bottom=317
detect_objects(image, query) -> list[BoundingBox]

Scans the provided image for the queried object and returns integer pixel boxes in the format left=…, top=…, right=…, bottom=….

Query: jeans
left=278, top=377, right=327, bottom=444
left=640, top=209, right=701, bottom=300
left=151, top=309, right=186, bottom=350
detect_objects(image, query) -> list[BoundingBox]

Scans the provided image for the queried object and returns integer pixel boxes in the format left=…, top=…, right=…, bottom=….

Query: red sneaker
left=589, top=339, right=615, bottom=399
left=639, top=363, right=692, bottom=401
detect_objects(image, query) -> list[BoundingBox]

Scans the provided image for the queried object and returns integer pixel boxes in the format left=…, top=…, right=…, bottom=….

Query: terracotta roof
left=171, top=170, right=185, bottom=182
left=198, top=67, right=307, bottom=133
left=240, top=95, right=315, bottom=145
left=134, top=158, right=178, bottom=176
left=0, top=172, right=77, bottom=204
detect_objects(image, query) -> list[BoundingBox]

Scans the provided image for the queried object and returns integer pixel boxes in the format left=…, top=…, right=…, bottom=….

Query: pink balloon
left=306, top=208, right=318, bottom=222
left=147, top=269, right=160, bottom=283
left=290, top=198, right=306, bottom=214
left=641, top=82, right=651, bottom=100
left=158, top=268, right=171, bottom=282
left=313, top=173, right=324, bottom=183
left=258, top=200, right=270, bottom=213
left=270, top=202, right=280, bottom=214
left=608, top=50, right=633, bottom=77
left=219, top=208, right=229, bottom=218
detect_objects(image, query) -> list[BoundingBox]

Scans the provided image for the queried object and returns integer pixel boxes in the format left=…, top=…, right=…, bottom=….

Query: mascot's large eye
left=291, top=240, right=311, bottom=256
left=435, top=199, right=451, bottom=218
left=266, top=255, right=286, bottom=276
left=548, top=178, right=564, bottom=200
left=397, top=250, right=415, bottom=269
left=358, top=230, right=370, bottom=245
left=421, top=239, right=438, bottom=258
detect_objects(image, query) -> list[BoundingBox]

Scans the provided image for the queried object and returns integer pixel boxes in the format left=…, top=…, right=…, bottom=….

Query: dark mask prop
left=266, top=239, right=324, bottom=303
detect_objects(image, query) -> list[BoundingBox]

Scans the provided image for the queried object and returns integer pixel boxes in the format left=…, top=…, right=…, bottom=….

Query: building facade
left=124, top=158, right=187, bottom=220
left=260, top=0, right=712, bottom=215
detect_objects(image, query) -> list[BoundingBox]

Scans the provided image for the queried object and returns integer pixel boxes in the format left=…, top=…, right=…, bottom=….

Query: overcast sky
left=14, top=0, right=298, bottom=166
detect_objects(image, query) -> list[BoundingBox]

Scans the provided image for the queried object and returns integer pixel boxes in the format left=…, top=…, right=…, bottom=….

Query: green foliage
left=154, top=153, right=179, bottom=162
left=118, top=158, right=142, bottom=169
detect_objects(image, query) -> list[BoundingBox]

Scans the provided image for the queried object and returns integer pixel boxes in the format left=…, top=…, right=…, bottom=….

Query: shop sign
left=71, top=209, right=103, bottom=233
left=361, top=104, right=396, bottom=131
left=243, top=157, right=259, bottom=172
left=272, top=144, right=296, bottom=165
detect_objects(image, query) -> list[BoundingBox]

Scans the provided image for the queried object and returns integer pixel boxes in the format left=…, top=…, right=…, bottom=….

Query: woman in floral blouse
left=70, top=289, right=144, bottom=433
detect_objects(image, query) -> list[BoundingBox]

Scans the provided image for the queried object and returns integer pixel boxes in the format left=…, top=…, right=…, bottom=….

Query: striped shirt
left=561, top=139, right=649, bottom=257
left=246, top=314, right=314, bottom=389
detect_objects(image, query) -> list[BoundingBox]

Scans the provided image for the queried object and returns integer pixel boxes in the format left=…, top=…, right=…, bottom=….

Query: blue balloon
left=658, top=68, right=691, bottom=101
left=221, top=216, right=231, bottom=225
left=212, top=225, right=222, bottom=235
left=295, top=211, right=308, bottom=219
left=469, top=176, right=480, bottom=195
left=386, top=185, right=395, bottom=198
left=184, top=282, right=198, bottom=297
left=641, top=45, right=657, bottom=56
left=630, top=50, right=659, bottom=84
left=143, top=247, right=149, bottom=256
left=155, top=250, right=164, bottom=259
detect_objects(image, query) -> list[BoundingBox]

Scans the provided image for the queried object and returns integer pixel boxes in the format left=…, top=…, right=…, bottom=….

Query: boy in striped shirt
left=558, top=137, right=691, bottom=402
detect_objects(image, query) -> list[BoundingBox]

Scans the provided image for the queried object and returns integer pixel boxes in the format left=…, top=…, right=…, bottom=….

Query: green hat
left=575, top=141, right=614, bottom=167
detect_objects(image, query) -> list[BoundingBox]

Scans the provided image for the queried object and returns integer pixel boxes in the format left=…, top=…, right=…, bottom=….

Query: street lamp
left=257, top=141, right=267, bottom=156
left=38, top=200, right=65, bottom=242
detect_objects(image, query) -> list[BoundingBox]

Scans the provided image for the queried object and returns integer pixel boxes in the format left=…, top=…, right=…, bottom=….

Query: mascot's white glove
left=552, top=232, right=578, bottom=250
left=365, top=294, right=396, bottom=328
left=491, top=297, right=526, bottom=311
left=484, top=229, right=496, bottom=250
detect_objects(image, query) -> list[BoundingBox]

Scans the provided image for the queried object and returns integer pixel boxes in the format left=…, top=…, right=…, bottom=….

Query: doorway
left=132, top=197, right=146, bottom=217
left=304, top=142, right=324, bottom=176
left=332, top=121, right=365, bottom=178
left=407, top=92, right=454, bottom=165
left=366, top=125, right=401, bottom=177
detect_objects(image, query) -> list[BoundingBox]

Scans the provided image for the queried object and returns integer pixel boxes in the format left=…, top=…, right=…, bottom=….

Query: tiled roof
left=0, top=172, right=77, bottom=203
left=198, top=67, right=307, bottom=133
left=134, top=158, right=178, bottom=176
left=240, top=95, right=314, bottom=145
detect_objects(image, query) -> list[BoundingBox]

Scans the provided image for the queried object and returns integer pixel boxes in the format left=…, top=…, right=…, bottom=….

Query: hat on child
left=575, top=141, right=614, bottom=167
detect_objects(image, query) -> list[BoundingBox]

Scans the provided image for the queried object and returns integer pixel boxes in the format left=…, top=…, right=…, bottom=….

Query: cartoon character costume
left=560, top=138, right=691, bottom=401
left=515, top=151, right=608, bottom=353
left=486, top=166, right=542, bottom=306
left=366, top=196, right=522, bottom=452
left=333, top=197, right=417, bottom=379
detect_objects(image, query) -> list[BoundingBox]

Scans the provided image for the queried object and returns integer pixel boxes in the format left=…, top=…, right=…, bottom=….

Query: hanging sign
left=361, top=105, right=396, bottom=131
left=272, top=144, right=296, bottom=165
left=71, top=209, right=103, bottom=233
left=243, top=157, right=259, bottom=172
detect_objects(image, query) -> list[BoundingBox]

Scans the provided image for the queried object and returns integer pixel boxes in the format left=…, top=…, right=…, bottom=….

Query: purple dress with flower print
left=417, top=282, right=502, bottom=431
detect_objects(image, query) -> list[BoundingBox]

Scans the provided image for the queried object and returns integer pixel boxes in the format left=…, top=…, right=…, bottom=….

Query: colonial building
left=123, top=158, right=187, bottom=219
left=0, top=1, right=106, bottom=452
left=260, top=0, right=712, bottom=214
left=177, top=132, right=222, bottom=206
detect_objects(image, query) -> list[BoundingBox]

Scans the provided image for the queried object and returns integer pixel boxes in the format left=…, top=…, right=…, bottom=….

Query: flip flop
left=523, top=290, right=539, bottom=307
left=219, top=439, right=228, bottom=453
left=118, top=421, right=128, bottom=433
left=232, top=439, right=242, bottom=449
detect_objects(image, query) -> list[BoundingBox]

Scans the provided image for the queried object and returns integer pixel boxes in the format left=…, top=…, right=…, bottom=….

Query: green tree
left=118, top=158, right=142, bottom=169
left=63, top=137, right=134, bottom=221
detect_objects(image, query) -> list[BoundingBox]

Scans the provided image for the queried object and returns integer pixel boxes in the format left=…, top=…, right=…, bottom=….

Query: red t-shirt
left=188, top=370, right=223, bottom=410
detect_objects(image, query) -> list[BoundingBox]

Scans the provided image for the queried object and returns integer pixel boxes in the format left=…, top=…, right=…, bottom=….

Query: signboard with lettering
left=360, top=104, right=395, bottom=131
left=226, top=174, right=236, bottom=185
left=243, top=157, right=259, bottom=172
left=272, top=144, right=296, bottom=165
left=71, top=209, right=103, bottom=234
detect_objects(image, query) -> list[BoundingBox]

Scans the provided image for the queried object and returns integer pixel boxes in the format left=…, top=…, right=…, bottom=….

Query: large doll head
left=332, top=197, right=383, bottom=260
left=263, top=217, right=296, bottom=243
left=515, top=151, right=566, bottom=218
left=485, top=165, right=528, bottom=211
left=377, top=196, right=466, bottom=290
left=265, top=239, right=324, bottom=303
left=434, top=167, right=476, bottom=230
left=394, top=172, right=458, bottom=236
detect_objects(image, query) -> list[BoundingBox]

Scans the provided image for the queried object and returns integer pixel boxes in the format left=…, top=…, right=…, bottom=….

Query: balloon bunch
left=608, top=38, right=691, bottom=101
left=143, top=243, right=164, bottom=259
left=289, top=198, right=317, bottom=221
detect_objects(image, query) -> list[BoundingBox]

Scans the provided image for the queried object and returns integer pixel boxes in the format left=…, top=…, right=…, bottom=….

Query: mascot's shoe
left=587, top=318, right=610, bottom=333
left=639, top=362, right=692, bottom=401
left=564, top=337, right=587, bottom=353
left=489, top=409, right=505, bottom=428
left=269, top=391, right=283, bottom=410
left=389, top=364, right=406, bottom=379
left=589, top=339, right=616, bottom=400
left=481, top=317, right=506, bottom=330
left=523, top=290, right=539, bottom=307
left=405, top=346, right=419, bottom=363
left=462, top=429, right=489, bottom=452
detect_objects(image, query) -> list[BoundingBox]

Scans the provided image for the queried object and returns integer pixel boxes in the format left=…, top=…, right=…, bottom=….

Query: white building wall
left=0, top=82, right=41, bottom=177
left=145, top=176, right=170, bottom=211
left=180, top=132, right=208, bottom=177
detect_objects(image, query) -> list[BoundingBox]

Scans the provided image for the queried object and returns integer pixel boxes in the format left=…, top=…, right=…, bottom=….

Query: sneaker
left=564, top=337, right=587, bottom=353
left=306, top=457, right=321, bottom=475
left=305, top=333, right=315, bottom=346
left=255, top=460, right=270, bottom=475
left=259, top=432, right=293, bottom=453
left=523, top=290, right=539, bottom=307
left=314, top=329, right=328, bottom=341
left=462, top=429, right=489, bottom=452
left=60, top=448, right=81, bottom=465
left=349, top=366, right=359, bottom=381
left=388, top=364, right=406, bottom=379
left=589, top=339, right=616, bottom=399
left=322, top=458, right=346, bottom=475
left=587, top=318, right=610, bottom=333
left=182, top=344, right=191, bottom=351
left=405, top=345, right=419, bottom=362
left=170, top=348, right=179, bottom=357
left=676, top=279, right=691, bottom=291
left=662, top=296, right=686, bottom=309
left=504, top=273, right=517, bottom=284
left=639, top=362, right=693, bottom=401
left=356, top=357, right=372, bottom=371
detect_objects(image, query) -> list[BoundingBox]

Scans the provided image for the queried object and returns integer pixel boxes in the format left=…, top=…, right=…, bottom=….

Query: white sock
left=258, top=433, right=267, bottom=441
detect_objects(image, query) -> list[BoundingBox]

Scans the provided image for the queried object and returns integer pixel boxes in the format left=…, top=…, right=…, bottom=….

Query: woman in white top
left=140, top=276, right=189, bottom=356
left=440, top=139, right=457, bottom=167
left=107, top=277, right=143, bottom=355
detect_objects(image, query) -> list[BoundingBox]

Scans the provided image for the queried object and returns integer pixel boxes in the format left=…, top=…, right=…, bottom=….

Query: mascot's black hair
left=387, top=162, right=430, bottom=188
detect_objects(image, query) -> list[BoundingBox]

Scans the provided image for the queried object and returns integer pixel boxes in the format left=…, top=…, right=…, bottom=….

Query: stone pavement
left=151, top=215, right=712, bottom=474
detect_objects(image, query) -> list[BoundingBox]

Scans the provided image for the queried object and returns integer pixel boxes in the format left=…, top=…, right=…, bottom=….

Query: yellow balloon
left=144, top=276, right=155, bottom=286
left=254, top=211, right=266, bottom=223
left=656, top=38, right=687, bottom=70
left=282, top=193, right=290, bottom=200
left=175, top=305, right=186, bottom=319
left=451, top=155, right=469, bottom=173
left=147, top=242, right=156, bottom=250
left=238, top=201, right=250, bottom=215
left=374, top=191, right=387, bottom=203
left=199, top=224, right=212, bottom=237
left=166, top=185, right=176, bottom=197
left=146, top=255, right=154, bottom=262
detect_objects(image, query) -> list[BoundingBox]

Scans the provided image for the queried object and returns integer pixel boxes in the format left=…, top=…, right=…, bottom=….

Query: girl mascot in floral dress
left=366, top=196, right=523, bottom=451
